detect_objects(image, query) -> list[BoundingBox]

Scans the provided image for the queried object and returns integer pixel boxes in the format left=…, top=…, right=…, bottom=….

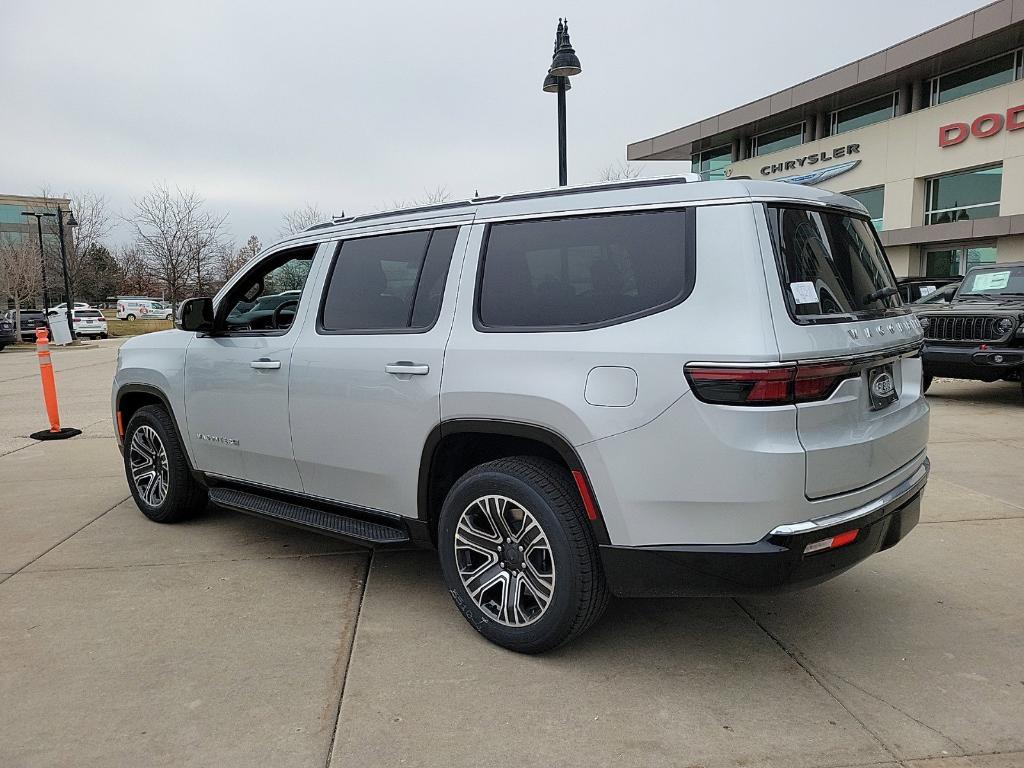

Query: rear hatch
left=762, top=202, right=929, bottom=499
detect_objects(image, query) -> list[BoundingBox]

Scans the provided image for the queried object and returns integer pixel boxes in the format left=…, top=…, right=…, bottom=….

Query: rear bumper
left=600, top=458, right=928, bottom=598
left=923, top=343, right=1024, bottom=379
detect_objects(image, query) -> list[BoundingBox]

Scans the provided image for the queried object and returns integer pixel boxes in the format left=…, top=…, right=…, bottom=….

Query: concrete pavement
left=1, top=339, right=1022, bottom=767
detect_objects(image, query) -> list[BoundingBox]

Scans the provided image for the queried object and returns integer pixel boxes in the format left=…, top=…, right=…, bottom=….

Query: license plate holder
left=868, top=363, right=898, bottom=411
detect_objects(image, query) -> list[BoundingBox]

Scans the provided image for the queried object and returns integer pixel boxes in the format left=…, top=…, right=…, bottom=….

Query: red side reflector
left=804, top=528, right=860, bottom=555
left=571, top=470, right=599, bottom=522
left=830, top=529, right=859, bottom=548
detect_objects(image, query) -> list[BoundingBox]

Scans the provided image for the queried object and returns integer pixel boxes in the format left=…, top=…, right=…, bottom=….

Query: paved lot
left=1, top=339, right=1022, bottom=768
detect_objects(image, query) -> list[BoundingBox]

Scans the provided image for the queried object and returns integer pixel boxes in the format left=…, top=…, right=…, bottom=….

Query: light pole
left=20, top=212, right=53, bottom=315
left=20, top=207, right=79, bottom=341
left=55, top=207, right=79, bottom=341
left=542, top=18, right=582, bottom=187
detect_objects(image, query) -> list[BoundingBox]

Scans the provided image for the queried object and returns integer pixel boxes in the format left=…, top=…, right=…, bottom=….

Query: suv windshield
left=765, top=205, right=901, bottom=323
left=955, top=265, right=1024, bottom=298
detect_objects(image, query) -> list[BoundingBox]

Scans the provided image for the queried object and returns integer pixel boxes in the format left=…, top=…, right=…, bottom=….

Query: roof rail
left=301, top=173, right=702, bottom=232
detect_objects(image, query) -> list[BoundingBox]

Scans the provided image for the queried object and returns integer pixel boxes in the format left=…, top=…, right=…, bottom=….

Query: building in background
left=0, top=193, right=74, bottom=309
left=628, top=0, right=1024, bottom=278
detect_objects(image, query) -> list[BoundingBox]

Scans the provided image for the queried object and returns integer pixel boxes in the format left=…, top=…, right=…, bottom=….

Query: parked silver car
left=112, top=176, right=929, bottom=652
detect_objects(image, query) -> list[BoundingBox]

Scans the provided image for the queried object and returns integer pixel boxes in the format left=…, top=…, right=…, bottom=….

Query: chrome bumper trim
left=770, top=458, right=930, bottom=536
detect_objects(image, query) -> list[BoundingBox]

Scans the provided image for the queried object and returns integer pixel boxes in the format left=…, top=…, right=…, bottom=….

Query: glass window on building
left=830, top=92, right=898, bottom=135
left=690, top=145, right=732, bottom=180
left=750, top=124, right=803, bottom=157
left=0, top=204, right=29, bottom=224
left=923, top=245, right=997, bottom=278
left=925, top=165, right=1002, bottom=225
left=844, top=186, right=885, bottom=231
left=929, top=49, right=1023, bottom=105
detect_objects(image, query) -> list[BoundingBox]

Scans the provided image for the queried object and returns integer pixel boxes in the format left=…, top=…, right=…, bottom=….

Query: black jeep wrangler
left=918, top=262, right=1024, bottom=397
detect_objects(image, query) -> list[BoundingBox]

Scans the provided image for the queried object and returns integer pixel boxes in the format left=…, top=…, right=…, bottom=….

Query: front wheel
left=123, top=405, right=207, bottom=523
left=922, top=374, right=934, bottom=393
left=438, top=456, right=609, bottom=654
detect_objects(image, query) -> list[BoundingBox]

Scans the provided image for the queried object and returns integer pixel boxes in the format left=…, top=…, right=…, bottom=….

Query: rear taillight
left=685, top=362, right=854, bottom=406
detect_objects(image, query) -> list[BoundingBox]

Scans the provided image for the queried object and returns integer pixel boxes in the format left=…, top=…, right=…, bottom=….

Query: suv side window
left=477, top=209, right=694, bottom=330
left=319, top=227, right=458, bottom=333
left=221, top=245, right=316, bottom=334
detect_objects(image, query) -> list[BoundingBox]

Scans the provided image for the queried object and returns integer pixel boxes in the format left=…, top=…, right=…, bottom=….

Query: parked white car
left=113, top=176, right=930, bottom=653
left=48, top=302, right=92, bottom=316
left=117, top=299, right=172, bottom=321
left=72, top=308, right=108, bottom=338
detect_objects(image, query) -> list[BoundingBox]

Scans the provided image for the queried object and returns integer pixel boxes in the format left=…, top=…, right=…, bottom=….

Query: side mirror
left=176, top=297, right=214, bottom=332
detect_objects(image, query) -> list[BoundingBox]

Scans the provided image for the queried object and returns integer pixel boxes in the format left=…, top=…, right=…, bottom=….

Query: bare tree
left=279, top=204, right=326, bottom=237
left=114, top=244, right=156, bottom=297
left=379, top=185, right=453, bottom=212
left=123, top=183, right=228, bottom=308
left=598, top=162, right=644, bottom=181
left=0, top=232, right=43, bottom=337
left=68, top=191, right=113, bottom=288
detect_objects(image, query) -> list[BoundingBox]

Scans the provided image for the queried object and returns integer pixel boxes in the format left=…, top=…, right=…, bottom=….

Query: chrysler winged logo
left=772, top=159, right=861, bottom=186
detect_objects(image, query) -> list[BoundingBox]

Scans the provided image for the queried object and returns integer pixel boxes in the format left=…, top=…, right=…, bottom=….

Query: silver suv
left=112, top=176, right=929, bottom=653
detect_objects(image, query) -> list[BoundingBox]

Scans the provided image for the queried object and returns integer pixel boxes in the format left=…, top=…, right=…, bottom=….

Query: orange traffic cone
left=29, top=327, right=81, bottom=441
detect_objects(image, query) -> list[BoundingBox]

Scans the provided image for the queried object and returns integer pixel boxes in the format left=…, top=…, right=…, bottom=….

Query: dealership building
left=628, top=0, right=1024, bottom=278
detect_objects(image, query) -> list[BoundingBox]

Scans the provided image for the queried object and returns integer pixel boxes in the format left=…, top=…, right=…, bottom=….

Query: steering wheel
left=272, top=300, right=300, bottom=329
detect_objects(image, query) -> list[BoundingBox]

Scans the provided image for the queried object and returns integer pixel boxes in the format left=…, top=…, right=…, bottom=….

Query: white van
left=117, top=299, right=172, bottom=321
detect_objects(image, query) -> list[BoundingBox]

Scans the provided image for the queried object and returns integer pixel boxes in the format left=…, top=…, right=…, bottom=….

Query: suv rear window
left=477, top=209, right=694, bottom=330
left=765, top=205, right=901, bottom=323
left=76, top=310, right=104, bottom=317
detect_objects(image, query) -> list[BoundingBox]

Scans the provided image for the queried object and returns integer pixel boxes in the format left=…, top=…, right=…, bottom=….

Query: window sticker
left=790, top=281, right=819, bottom=305
left=918, top=285, right=937, bottom=296
left=972, top=271, right=1010, bottom=291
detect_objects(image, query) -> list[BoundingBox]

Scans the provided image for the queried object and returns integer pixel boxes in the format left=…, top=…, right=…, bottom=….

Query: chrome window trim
left=686, top=342, right=923, bottom=370
left=770, top=458, right=929, bottom=536
left=473, top=196, right=864, bottom=225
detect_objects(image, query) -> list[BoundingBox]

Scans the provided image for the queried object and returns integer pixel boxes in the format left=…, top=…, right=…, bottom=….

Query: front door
left=289, top=223, right=469, bottom=517
left=184, top=243, right=324, bottom=492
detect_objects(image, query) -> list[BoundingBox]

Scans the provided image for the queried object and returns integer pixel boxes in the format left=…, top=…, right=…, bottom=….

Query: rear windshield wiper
left=864, top=286, right=898, bottom=304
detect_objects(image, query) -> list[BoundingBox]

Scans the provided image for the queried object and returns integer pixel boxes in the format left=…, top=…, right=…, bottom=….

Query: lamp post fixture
left=20, top=212, right=54, bottom=316
left=542, top=18, right=582, bottom=187
left=20, top=207, right=79, bottom=341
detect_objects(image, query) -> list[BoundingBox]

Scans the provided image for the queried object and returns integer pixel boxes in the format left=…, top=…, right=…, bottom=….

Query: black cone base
left=30, top=427, right=82, bottom=441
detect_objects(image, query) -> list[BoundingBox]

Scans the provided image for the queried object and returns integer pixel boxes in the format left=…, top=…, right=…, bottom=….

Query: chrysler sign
left=758, top=143, right=861, bottom=176
left=939, top=104, right=1023, bottom=147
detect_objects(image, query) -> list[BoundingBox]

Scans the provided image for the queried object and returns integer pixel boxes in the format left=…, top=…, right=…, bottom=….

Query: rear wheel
left=438, top=456, right=608, bottom=654
left=126, top=313, right=137, bottom=321
left=922, top=374, right=934, bottom=393
left=124, top=405, right=206, bottom=523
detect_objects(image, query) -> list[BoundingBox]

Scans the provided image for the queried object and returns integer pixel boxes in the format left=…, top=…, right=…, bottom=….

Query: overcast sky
left=2, top=0, right=985, bottom=249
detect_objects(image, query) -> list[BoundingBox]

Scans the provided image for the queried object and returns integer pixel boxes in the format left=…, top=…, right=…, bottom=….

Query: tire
left=438, top=456, right=609, bottom=654
left=922, top=374, right=934, bottom=393
left=126, top=314, right=137, bottom=321
left=123, top=405, right=207, bottom=523
left=100, top=333, right=108, bottom=339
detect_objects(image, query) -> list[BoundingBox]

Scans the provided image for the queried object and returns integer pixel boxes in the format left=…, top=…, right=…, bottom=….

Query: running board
left=208, top=487, right=409, bottom=545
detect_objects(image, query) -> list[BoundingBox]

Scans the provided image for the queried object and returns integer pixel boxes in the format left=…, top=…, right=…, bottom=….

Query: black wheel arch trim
left=115, top=383, right=205, bottom=482
left=418, top=418, right=612, bottom=545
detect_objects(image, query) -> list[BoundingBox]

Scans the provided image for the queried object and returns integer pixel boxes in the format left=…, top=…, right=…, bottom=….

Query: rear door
left=760, top=203, right=928, bottom=498
left=288, top=223, right=469, bottom=518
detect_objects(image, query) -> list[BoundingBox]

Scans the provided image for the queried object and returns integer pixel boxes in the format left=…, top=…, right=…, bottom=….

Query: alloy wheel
left=129, top=425, right=169, bottom=507
left=454, top=495, right=556, bottom=627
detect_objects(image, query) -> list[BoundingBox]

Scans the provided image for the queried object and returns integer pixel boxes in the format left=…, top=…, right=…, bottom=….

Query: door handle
left=250, top=358, right=282, bottom=370
left=385, top=362, right=429, bottom=376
